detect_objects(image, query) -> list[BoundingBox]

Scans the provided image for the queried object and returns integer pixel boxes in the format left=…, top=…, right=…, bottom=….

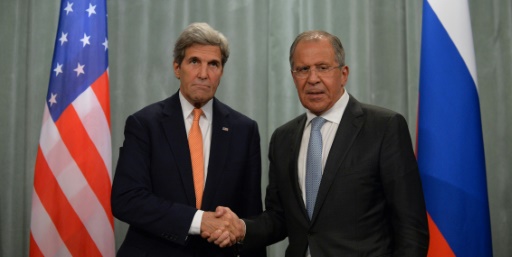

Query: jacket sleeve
left=379, top=113, right=429, bottom=256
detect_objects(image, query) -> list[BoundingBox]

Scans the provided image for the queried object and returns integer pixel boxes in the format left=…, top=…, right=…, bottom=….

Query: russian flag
left=417, top=0, right=493, bottom=256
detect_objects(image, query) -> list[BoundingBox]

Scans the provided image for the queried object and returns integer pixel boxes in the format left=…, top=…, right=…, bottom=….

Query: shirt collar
left=179, top=90, right=213, bottom=122
left=306, top=89, right=349, bottom=126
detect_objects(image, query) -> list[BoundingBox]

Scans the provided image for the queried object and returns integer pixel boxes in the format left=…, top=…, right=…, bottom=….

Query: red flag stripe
left=30, top=191, right=71, bottom=257
left=55, top=105, right=113, bottom=227
left=426, top=213, right=456, bottom=257
left=34, top=148, right=102, bottom=257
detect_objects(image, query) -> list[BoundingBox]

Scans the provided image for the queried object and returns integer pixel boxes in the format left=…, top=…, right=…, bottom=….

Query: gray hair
left=173, top=22, right=230, bottom=67
left=289, top=30, right=345, bottom=69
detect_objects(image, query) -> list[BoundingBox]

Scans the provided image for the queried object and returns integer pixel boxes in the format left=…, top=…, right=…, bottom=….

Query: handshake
left=200, top=206, right=245, bottom=248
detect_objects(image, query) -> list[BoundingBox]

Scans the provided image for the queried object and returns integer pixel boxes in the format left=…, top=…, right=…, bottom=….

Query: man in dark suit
left=207, top=30, right=429, bottom=256
left=111, top=23, right=266, bottom=257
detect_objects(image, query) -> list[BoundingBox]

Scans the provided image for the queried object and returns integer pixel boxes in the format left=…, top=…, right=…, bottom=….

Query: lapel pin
left=222, top=127, right=229, bottom=131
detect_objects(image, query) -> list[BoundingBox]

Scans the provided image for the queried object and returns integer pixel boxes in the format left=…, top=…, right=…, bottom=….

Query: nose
left=307, top=69, right=321, bottom=84
left=197, top=64, right=208, bottom=79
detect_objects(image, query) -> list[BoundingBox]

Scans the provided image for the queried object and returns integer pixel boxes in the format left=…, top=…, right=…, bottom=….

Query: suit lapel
left=311, top=96, right=365, bottom=222
left=202, top=99, right=230, bottom=211
left=289, top=115, right=310, bottom=220
left=161, top=93, right=196, bottom=207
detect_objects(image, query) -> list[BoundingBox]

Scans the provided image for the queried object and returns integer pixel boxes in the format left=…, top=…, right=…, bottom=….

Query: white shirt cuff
left=188, top=210, right=204, bottom=235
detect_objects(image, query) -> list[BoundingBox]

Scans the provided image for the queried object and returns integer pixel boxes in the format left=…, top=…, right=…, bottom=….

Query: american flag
left=29, top=0, right=115, bottom=256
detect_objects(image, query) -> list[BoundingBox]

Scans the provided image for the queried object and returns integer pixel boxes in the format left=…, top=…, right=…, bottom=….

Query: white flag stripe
left=73, top=86, right=113, bottom=179
left=30, top=191, right=73, bottom=257
left=38, top=106, right=61, bottom=154
left=39, top=107, right=114, bottom=256
left=83, top=205, right=116, bottom=257
left=427, top=0, right=477, bottom=85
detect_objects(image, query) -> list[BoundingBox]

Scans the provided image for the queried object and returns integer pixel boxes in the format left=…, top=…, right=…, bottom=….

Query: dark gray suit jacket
left=112, top=91, right=266, bottom=257
left=244, top=95, right=429, bottom=257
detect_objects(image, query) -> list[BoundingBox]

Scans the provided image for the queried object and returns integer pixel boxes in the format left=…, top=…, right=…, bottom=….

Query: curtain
left=1, top=0, right=511, bottom=256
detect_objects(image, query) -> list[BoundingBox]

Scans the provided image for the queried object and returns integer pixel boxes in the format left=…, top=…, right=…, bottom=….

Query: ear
left=173, top=61, right=180, bottom=79
left=341, top=65, right=349, bottom=84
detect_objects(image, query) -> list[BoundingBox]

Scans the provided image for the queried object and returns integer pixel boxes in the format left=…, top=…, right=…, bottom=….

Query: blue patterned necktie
left=306, top=116, right=327, bottom=219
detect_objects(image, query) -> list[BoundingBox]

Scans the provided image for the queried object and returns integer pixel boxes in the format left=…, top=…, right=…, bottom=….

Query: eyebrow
left=295, top=62, right=331, bottom=67
left=186, top=56, right=221, bottom=63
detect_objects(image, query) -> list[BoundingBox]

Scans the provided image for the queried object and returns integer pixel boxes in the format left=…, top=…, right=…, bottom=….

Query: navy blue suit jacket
left=112, top=91, right=266, bottom=257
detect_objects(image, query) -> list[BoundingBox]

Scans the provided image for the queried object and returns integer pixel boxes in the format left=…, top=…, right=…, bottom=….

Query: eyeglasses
left=291, top=65, right=342, bottom=78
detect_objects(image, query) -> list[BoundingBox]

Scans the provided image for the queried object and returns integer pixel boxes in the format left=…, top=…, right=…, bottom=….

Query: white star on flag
left=48, top=93, right=58, bottom=106
left=64, top=2, right=73, bottom=15
left=74, top=63, right=85, bottom=76
left=102, top=38, right=108, bottom=50
left=80, top=33, right=90, bottom=47
left=86, top=3, right=96, bottom=17
left=59, top=32, right=68, bottom=45
left=53, top=63, right=63, bottom=76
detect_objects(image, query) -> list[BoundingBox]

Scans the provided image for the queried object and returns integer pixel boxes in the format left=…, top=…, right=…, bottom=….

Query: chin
left=193, top=95, right=213, bottom=105
left=306, top=105, right=328, bottom=115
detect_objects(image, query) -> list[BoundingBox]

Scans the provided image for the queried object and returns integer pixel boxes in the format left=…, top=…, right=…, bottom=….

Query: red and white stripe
left=30, top=72, right=114, bottom=257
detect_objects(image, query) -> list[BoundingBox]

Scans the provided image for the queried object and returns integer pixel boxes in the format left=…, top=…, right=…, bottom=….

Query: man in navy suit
left=207, top=30, right=429, bottom=257
left=111, top=23, right=266, bottom=257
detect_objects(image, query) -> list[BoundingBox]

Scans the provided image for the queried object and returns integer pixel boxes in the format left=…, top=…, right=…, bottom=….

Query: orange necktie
left=189, top=108, right=204, bottom=209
